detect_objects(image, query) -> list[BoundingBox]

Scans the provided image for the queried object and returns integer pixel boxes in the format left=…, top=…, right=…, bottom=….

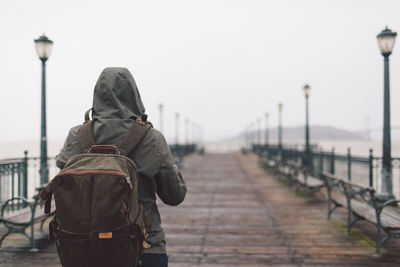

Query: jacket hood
left=92, top=67, right=145, bottom=145
left=92, top=67, right=145, bottom=120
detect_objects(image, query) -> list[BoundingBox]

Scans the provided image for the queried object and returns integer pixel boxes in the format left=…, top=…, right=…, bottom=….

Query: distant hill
left=238, top=125, right=366, bottom=141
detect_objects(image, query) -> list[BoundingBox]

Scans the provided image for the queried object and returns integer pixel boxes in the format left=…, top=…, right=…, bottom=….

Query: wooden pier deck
left=1, top=153, right=400, bottom=266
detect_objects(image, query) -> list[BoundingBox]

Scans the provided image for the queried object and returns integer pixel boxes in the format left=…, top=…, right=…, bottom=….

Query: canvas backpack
left=40, top=117, right=152, bottom=267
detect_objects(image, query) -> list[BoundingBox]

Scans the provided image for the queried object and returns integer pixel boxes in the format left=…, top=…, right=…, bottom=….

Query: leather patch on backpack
left=99, top=232, right=113, bottom=239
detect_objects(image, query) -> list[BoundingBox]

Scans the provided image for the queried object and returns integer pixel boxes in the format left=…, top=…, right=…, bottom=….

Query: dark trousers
left=138, top=254, right=168, bottom=267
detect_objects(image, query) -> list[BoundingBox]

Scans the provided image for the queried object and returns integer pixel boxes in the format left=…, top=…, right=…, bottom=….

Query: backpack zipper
left=124, top=175, right=132, bottom=189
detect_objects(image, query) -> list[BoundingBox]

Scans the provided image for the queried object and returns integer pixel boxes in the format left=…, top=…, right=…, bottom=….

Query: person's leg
left=138, top=253, right=168, bottom=267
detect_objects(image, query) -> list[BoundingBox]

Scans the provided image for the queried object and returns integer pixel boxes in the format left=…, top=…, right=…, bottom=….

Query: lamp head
left=34, top=34, right=53, bottom=61
left=377, top=26, right=397, bottom=56
left=303, top=84, right=311, bottom=97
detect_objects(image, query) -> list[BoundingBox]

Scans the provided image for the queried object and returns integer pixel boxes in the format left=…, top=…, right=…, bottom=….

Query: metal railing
left=252, top=144, right=400, bottom=198
left=0, top=144, right=198, bottom=211
left=0, top=152, right=58, bottom=205
left=170, top=144, right=197, bottom=158
left=0, top=153, right=28, bottom=204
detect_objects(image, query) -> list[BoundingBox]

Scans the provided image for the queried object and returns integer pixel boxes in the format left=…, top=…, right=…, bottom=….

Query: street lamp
left=185, top=118, right=189, bottom=145
left=249, top=122, right=254, bottom=150
left=159, top=103, right=163, bottom=133
left=199, top=125, right=204, bottom=151
left=34, top=34, right=53, bottom=185
left=303, top=84, right=311, bottom=169
left=265, top=112, right=269, bottom=147
left=278, top=103, right=283, bottom=158
left=251, top=122, right=256, bottom=148
left=175, top=113, right=180, bottom=145
left=191, top=122, right=197, bottom=145
left=377, top=26, right=397, bottom=200
left=257, top=118, right=261, bottom=145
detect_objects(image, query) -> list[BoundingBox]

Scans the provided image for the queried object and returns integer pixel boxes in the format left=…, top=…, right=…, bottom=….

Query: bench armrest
left=378, top=199, right=400, bottom=211
left=1, top=197, right=34, bottom=218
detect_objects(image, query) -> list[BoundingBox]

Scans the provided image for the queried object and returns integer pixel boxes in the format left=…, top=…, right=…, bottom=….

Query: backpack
left=40, top=117, right=152, bottom=267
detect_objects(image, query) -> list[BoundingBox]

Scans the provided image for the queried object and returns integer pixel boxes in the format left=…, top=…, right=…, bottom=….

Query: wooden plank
left=296, top=173, right=324, bottom=188
left=333, top=196, right=347, bottom=207
left=338, top=199, right=400, bottom=229
left=307, top=176, right=324, bottom=187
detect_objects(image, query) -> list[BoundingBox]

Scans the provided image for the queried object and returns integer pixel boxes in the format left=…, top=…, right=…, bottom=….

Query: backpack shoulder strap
left=118, top=120, right=152, bottom=157
left=77, top=120, right=96, bottom=153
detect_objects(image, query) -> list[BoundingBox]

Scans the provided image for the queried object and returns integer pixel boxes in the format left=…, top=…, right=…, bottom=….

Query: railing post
left=347, top=147, right=351, bottom=181
left=319, top=149, right=323, bottom=176
left=23, top=151, right=28, bottom=203
left=11, top=163, right=15, bottom=201
left=369, top=149, right=373, bottom=188
left=331, top=147, right=335, bottom=174
left=308, top=149, right=316, bottom=175
left=0, top=164, right=2, bottom=202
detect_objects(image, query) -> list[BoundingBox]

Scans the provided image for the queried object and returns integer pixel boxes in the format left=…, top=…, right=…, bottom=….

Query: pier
left=1, top=152, right=400, bottom=266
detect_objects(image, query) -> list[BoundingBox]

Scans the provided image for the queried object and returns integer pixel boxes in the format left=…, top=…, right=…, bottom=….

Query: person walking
left=55, top=67, right=187, bottom=267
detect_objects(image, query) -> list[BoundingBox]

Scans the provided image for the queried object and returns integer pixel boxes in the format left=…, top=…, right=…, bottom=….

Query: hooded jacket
left=56, top=67, right=186, bottom=254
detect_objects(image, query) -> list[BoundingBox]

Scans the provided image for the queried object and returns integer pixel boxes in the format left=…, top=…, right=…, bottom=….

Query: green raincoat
left=56, top=67, right=186, bottom=254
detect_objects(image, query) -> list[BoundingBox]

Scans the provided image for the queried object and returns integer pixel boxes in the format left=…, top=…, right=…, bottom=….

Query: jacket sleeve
left=154, top=134, right=187, bottom=206
left=55, top=125, right=82, bottom=169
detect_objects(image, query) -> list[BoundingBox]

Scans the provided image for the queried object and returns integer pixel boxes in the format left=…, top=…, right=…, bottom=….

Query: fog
left=0, top=0, right=399, bottom=144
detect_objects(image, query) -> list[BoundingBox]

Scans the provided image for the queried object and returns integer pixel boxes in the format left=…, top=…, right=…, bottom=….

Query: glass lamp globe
left=278, top=103, right=283, bottom=112
left=34, top=34, right=53, bottom=61
left=377, top=27, right=397, bottom=56
left=303, top=84, right=311, bottom=97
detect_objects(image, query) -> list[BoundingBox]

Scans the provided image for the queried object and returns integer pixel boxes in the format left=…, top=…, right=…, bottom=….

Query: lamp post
left=377, top=26, right=397, bottom=200
left=265, top=112, right=269, bottom=147
left=34, top=34, right=53, bottom=185
left=244, top=127, right=248, bottom=150
left=303, top=84, right=311, bottom=169
left=249, top=122, right=254, bottom=150
left=185, top=118, right=189, bottom=145
left=159, top=103, right=163, bottom=133
left=175, top=113, right=180, bottom=145
left=198, top=125, right=204, bottom=152
left=278, top=103, right=283, bottom=158
left=257, top=118, right=261, bottom=145
left=251, top=122, right=256, bottom=149
left=191, top=122, right=197, bottom=146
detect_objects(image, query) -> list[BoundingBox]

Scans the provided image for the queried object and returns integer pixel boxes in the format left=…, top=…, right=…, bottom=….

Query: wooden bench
left=324, top=172, right=400, bottom=256
left=278, top=164, right=293, bottom=177
left=266, top=159, right=277, bottom=169
left=279, top=160, right=324, bottom=196
left=294, top=169, right=325, bottom=199
left=259, top=154, right=278, bottom=170
left=283, top=159, right=300, bottom=175
left=0, top=195, right=55, bottom=252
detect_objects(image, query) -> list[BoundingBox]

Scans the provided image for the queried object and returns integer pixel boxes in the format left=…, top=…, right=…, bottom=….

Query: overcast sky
left=0, top=0, right=399, bottom=144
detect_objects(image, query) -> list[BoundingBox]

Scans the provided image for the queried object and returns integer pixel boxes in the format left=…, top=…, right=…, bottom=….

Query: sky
left=0, top=0, right=400, bottom=145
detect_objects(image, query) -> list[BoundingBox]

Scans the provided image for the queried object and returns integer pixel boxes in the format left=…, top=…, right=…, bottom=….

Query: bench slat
left=297, top=174, right=324, bottom=187
left=332, top=196, right=347, bottom=207
left=380, top=207, right=400, bottom=229
left=333, top=197, right=400, bottom=230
